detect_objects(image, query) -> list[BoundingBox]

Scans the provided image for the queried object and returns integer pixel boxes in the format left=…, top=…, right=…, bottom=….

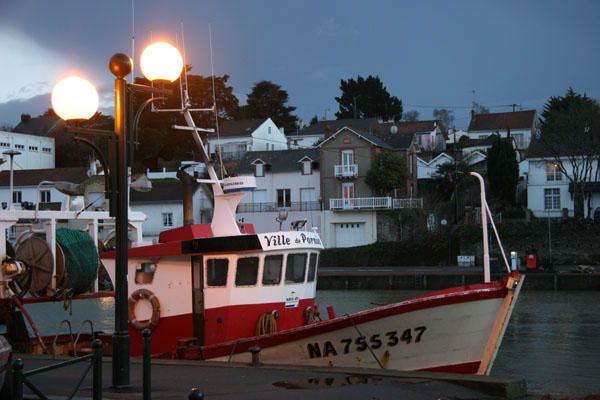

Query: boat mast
left=470, top=172, right=490, bottom=283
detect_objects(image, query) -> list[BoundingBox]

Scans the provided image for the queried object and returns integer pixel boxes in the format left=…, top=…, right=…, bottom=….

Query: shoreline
left=317, top=267, right=600, bottom=291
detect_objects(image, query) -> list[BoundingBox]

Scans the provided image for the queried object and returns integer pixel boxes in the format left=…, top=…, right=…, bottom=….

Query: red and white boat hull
left=202, top=275, right=523, bottom=374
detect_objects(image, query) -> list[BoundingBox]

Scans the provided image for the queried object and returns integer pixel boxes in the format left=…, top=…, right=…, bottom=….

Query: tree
left=365, top=150, right=407, bottom=195
left=403, top=110, right=419, bottom=122
left=335, top=75, right=402, bottom=121
left=132, top=72, right=240, bottom=170
left=539, top=88, right=600, bottom=219
left=309, top=115, right=319, bottom=126
left=237, top=80, right=298, bottom=131
left=487, top=136, right=518, bottom=206
left=472, top=102, right=489, bottom=114
left=433, top=108, right=454, bottom=130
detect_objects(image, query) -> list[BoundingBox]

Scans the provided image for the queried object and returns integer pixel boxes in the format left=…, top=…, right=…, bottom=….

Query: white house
left=235, top=148, right=321, bottom=233
left=526, top=139, right=600, bottom=218
left=0, top=167, right=89, bottom=210
left=417, top=152, right=454, bottom=179
left=467, top=110, right=537, bottom=152
left=0, top=129, right=55, bottom=171
left=206, top=118, right=287, bottom=161
left=130, top=179, right=212, bottom=242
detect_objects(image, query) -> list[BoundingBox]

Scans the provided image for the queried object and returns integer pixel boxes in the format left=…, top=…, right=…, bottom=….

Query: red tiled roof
left=0, top=167, right=88, bottom=187
left=468, top=110, right=536, bottom=131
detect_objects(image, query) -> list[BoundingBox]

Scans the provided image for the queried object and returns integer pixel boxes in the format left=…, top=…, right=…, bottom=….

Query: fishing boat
left=0, top=78, right=523, bottom=376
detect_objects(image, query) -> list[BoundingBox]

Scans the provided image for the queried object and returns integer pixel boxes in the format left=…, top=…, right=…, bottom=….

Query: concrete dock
left=12, top=354, right=527, bottom=399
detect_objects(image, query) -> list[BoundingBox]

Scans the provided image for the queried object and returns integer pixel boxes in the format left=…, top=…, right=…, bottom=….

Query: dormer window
left=302, top=160, right=312, bottom=175
left=254, top=161, right=265, bottom=177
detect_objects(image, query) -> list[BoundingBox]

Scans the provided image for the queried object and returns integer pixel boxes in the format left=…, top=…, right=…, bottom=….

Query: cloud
left=0, top=93, right=51, bottom=128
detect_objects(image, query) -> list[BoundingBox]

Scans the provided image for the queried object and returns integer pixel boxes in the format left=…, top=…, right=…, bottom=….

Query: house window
left=15, top=144, right=24, bottom=150
left=12, top=191, right=22, bottom=204
left=277, top=189, right=291, bottom=208
left=341, top=149, right=354, bottom=166
left=546, top=162, right=562, bottom=181
left=254, top=163, right=264, bottom=177
left=302, top=160, right=312, bottom=175
left=162, top=212, right=173, bottom=227
left=40, top=190, right=51, bottom=203
left=268, top=126, right=272, bottom=134
left=29, top=146, right=38, bottom=152
left=544, top=188, right=560, bottom=210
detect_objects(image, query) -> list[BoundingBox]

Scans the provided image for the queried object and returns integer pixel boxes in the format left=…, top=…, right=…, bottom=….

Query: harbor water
left=24, top=290, right=600, bottom=396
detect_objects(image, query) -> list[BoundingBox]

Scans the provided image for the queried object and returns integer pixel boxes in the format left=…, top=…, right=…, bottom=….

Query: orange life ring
left=128, top=289, right=161, bottom=331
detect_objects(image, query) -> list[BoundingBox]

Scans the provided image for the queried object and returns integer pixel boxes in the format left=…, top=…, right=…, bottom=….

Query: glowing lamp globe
left=51, top=76, right=99, bottom=120
left=140, top=42, right=183, bottom=82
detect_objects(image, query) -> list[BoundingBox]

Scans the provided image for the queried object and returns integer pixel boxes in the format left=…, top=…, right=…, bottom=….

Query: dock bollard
left=188, top=387, right=204, bottom=399
left=12, top=358, right=24, bottom=400
left=92, top=339, right=103, bottom=400
left=143, top=328, right=152, bottom=400
left=249, top=346, right=261, bottom=366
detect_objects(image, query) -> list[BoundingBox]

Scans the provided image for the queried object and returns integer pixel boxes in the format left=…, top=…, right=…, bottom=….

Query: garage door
left=335, top=223, right=365, bottom=248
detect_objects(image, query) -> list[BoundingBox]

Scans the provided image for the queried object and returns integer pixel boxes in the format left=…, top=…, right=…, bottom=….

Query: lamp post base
left=111, top=331, right=130, bottom=388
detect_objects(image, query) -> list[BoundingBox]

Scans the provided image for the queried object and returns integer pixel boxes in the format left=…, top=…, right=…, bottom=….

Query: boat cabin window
left=307, top=253, right=318, bottom=282
left=135, top=263, right=157, bottom=284
left=207, top=259, right=229, bottom=286
left=263, top=255, right=283, bottom=285
left=236, top=257, right=259, bottom=286
left=285, top=253, right=307, bottom=284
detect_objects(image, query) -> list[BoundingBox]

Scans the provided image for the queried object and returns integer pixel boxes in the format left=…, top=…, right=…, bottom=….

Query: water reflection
left=318, top=289, right=600, bottom=396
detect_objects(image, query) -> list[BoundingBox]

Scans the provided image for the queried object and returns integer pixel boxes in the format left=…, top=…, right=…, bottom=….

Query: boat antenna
left=180, top=22, right=191, bottom=109
left=175, top=32, right=185, bottom=109
left=209, top=24, right=225, bottom=179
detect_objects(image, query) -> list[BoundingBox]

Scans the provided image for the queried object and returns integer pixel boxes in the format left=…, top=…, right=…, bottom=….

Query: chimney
left=20, top=113, right=31, bottom=124
left=177, top=168, right=195, bottom=226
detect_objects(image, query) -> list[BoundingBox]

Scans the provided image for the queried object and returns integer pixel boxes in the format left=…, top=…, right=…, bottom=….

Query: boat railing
left=52, top=320, right=74, bottom=359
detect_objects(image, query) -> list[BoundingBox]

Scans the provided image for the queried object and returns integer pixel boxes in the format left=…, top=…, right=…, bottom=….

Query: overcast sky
left=0, top=0, right=599, bottom=130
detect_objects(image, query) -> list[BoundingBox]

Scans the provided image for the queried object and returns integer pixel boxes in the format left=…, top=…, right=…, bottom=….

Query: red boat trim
left=201, top=282, right=508, bottom=359
left=3, top=291, right=115, bottom=304
left=419, top=361, right=481, bottom=374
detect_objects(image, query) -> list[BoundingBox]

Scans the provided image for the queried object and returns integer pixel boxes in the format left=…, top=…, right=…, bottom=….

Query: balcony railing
left=329, top=197, right=391, bottom=210
left=393, top=198, right=423, bottom=209
left=330, top=197, right=423, bottom=211
left=237, top=201, right=322, bottom=213
left=334, top=164, right=358, bottom=178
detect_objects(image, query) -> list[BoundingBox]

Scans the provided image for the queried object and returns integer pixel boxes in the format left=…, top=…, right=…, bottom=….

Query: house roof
left=13, top=115, right=64, bottom=137
left=318, top=126, right=394, bottom=150
left=0, top=167, right=88, bottom=187
left=526, top=134, right=600, bottom=159
left=216, top=119, right=267, bottom=138
left=237, top=148, right=320, bottom=174
left=295, top=118, right=380, bottom=137
left=468, top=110, right=536, bottom=132
left=130, top=180, right=199, bottom=203
left=384, top=120, right=440, bottom=134
left=460, top=134, right=510, bottom=149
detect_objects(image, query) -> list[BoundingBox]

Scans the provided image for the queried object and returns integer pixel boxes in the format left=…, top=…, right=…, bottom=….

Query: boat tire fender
left=128, top=289, right=160, bottom=331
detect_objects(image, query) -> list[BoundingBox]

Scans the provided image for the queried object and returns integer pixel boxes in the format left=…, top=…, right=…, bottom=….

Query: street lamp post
left=51, top=42, right=183, bottom=388
left=109, top=53, right=133, bottom=388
